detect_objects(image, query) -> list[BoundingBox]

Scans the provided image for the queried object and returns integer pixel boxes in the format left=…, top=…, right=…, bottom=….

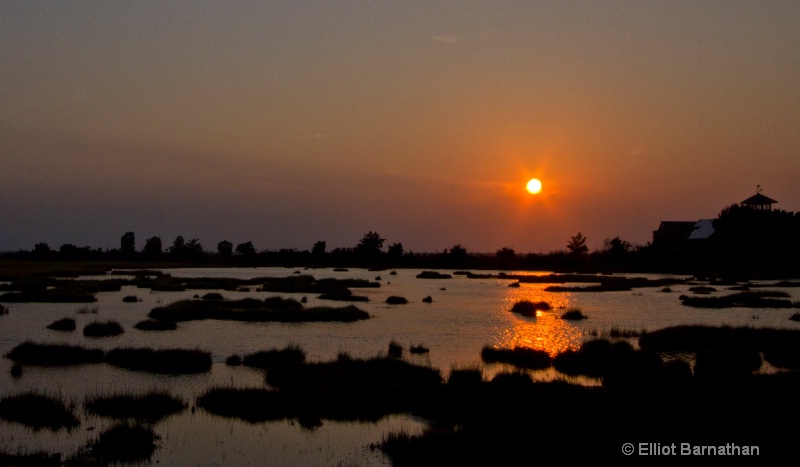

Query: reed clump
left=46, top=317, right=76, bottom=331
left=5, top=342, right=104, bottom=366
left=134, top=319, right=177, bottom=331
left=481, top=346, right=552, bottom=370
left=88, top=423, right=158, bottom=463
left=85, top=392, right=186, bottom=423
left=0, top=392, right=79, bottom=430
left=561, top=308, right=588, bottom=320
left=386, top=296, right=408, bottom=305
left=241, top=345, right=307, bottom=369
left=105, top=347, right=212, bottom=375
left=83, top=321, right=124, bottom=337
left=509, top=300, right=551, bottom=317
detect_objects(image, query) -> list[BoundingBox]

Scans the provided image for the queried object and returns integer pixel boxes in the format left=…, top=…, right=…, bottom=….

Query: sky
left=2, top=1, right=799, bottom=254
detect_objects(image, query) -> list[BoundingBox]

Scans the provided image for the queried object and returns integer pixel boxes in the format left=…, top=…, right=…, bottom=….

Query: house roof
left=741, top=193, right=778, bottom=206
left=688, top=219, right=715, bottom=240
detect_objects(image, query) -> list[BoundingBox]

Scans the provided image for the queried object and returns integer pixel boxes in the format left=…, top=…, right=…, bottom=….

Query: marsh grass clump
left=122, top=295, right=140, bottom=303
left=608, top=327, right=644, bottom=338
left=790, top=313, right=800, bottom=322
left=148, top=297, right=368, bottom=323
left=688, top=286, right=717, bottom=294
left=201, top=292, right=225, bottom=301
left=410, top=344, right=429, bottom=354
left=0, top=450, right=60, bottom=466
left=318, top=290, right=370, bottom=302
left=681, top=291, right=794, bottom=308
left=134, top=319, right=177, bottom=331
left=76, top=305, right=98, bottom=314
left=241, top=345, right=306, bottom=369
left=422, top=296, right=433, bottom=303
left=561, top=308, right=588, bottom=320
left=386, top=296, right=409, bottom=305
left=46, top=317, right=76, bottom=331
left=89, top=423, right=158, bottom=463
left=416, top=271, right=452, bottom=279
left=0, top=288, right=97, bottom=303
left=5, top=342, right=104, bottom=366
left=0, top=304, right=8, bottom=314
left=83, top=321, right=124, bottom=337
left=388, top=340, right=404, bottom=358
left=510, top=300, right=551, bottom=317
left=85, top=392, right=186, bottom=423
left=0, top=392, right=79, bottom=430
left=225, top=355, right=242, bottom=366
left=104, top=348, right=212, bottom=375
left=480, top=346, right=552, bottom=370
left=197, top=387, right=290, bottom=423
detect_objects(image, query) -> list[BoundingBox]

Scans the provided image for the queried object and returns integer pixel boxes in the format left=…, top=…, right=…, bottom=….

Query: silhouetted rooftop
left=741, top=193, right=777, bottom=206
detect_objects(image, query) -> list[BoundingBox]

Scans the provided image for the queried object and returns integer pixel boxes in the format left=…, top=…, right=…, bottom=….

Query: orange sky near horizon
left=1, top=2, right=798, bottom=254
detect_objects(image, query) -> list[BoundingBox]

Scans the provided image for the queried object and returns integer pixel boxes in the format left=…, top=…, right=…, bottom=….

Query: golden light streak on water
left=494, top=283, right=585, bottom=356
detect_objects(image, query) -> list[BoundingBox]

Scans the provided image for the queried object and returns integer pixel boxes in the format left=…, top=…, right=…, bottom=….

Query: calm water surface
left=1, top=267, right=798, bottom=465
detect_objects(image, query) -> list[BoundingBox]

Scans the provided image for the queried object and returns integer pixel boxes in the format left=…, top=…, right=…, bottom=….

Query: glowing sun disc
left=526, top=178, right=542, bottom=194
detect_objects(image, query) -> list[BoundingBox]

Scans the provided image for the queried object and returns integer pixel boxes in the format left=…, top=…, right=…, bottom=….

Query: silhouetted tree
left=355, top=231, right=385, bottom=257
left=217, top=240, right=233, bottom=257
left=185, top=239, right=204, bottom=256
left=32, top=242, right=51, bottom=255
left=387, top=242, right=404, bottom=258
left=120, top=232, right=136, bottom=255
left=496, top=247, right=517, bottom=269
left=567, top=232, right=589, bottom=256
left=169, top=236, right=186, bottom=257
left=235, top=241, right=256, bottom=257
left=311, top=241, right=326, bottom=257
left=143, top=236, right=162, bottom=256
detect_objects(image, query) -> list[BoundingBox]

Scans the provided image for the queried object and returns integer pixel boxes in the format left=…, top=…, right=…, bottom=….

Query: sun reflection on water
left=494, top=284, right=585, bottom=357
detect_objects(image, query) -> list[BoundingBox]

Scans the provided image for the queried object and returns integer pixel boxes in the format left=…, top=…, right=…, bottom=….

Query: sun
left=526, top=178, right=542, bottom=194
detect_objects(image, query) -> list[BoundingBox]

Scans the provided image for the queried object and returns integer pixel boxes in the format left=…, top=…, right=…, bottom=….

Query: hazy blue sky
left=2, top=1, right=799, bottom=253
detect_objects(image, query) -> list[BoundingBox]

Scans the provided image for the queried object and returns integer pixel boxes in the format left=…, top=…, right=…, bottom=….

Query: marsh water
left=1, top=267, right=798, bottom=465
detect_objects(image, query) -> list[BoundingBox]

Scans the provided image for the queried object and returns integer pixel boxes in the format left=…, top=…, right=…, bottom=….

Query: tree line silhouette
left=6, top=204, right=799, bottom=276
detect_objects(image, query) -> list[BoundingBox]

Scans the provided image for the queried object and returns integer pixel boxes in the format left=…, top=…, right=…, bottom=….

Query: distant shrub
left=481, top=346, right=551, bottom=370
left=416, top=271, right=452, bottom=279
left=510, top=300, right=551, bottom=317
left=561, top=309, right=588, bottom=320
left=83, top=321, right=124, bottom=337
left=134, top=320, right=177, bottom=331
left=0, top=392, right=80, bottom=430
left=409, top=344, right=429, bottom=354
left=46, top=317, right=76, bottom=332
left=386, top=296, right=408, bottom=305
left=201, top=292, right=225, bottom=301
left=241, top=345, right=306, bottom=369
left=90, top=423, right=158, bottom=463
left=388, top=340, right=404, bottom=358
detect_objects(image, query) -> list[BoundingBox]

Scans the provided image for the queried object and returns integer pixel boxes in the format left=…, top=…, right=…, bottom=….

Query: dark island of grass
left=416, top=271, right=452, bottom=279
left=0, top=392, right=79, bottom=430
left=122, top=295, right=140, bottom=303
left=561, top=309, right=588, bottom=320
left=680, top=291, right=794, bottom=308
left=85, top=392, right=186, bottom=423
left=0, top=450, right=61, bottom=466
left=5, top=342, right=105, bottom=366
left=134, top=319, right=178, bottom=331
left=202, top=356, right=443, bottom=423
left=386, top=296, right=409, bottom=305
left=83, top=320, right=125, bottom=337
left=480, top=346, right=551, bottom=370
left=148, top=298, right=369, bottom=323
left=241, top=345, right=306, bottom=369
left=0, top=288, right=97, bottom=303
left=509, top=300, right=551, bottom=317
left=318, top=291, right=370, bottom=302
left=88, top=423, right=159, bottom=463
left=46, top=317, right=76, bottom=331
left=105, top=348, right=212, bottom=375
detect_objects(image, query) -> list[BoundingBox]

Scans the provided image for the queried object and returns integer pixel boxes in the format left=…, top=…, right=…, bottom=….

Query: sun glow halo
left=526, top=178, right=542, bottom=194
